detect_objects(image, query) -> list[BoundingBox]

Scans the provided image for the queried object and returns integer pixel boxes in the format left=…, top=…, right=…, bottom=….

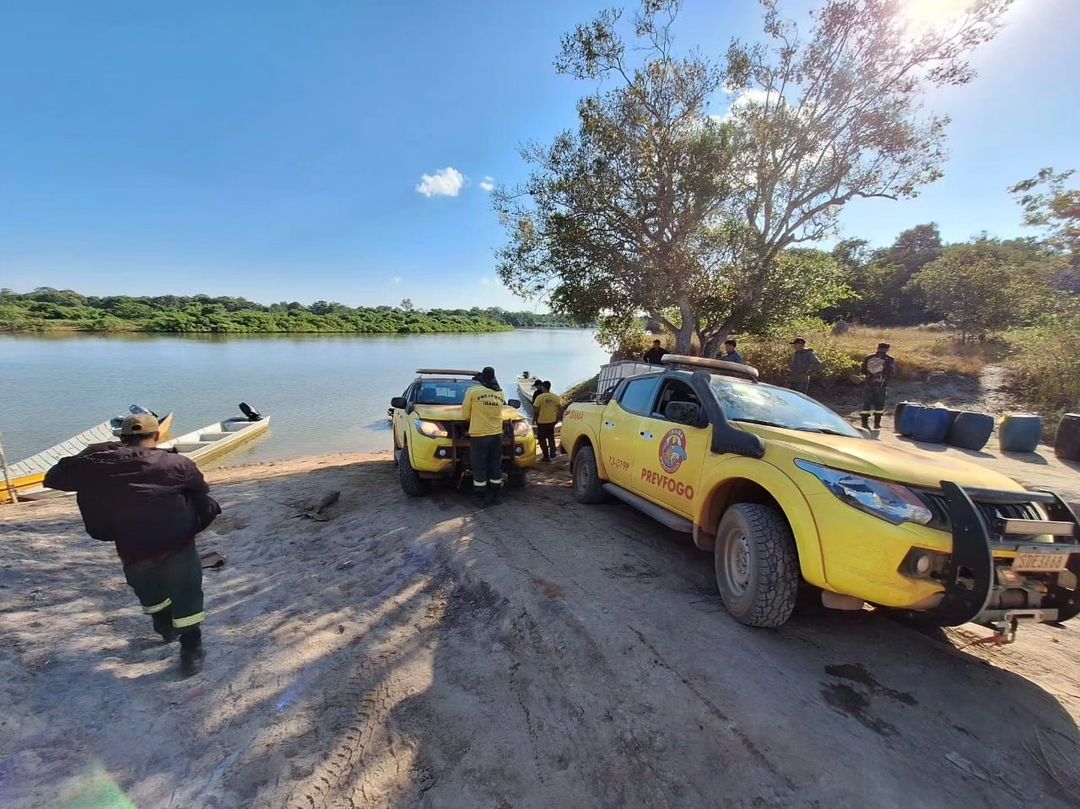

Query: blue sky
left=1, top=0, right=1076, bottom=310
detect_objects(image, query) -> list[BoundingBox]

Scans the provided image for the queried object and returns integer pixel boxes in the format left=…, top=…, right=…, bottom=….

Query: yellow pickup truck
left=390, top=369, right=537, bottom=496
left=560, top=355, right=1080, bottom=636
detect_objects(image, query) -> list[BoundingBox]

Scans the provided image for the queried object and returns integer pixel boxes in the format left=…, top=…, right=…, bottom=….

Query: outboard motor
left=239, top=402, right=263, bottom=422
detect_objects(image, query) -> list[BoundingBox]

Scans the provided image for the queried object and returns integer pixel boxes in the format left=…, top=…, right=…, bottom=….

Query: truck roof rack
left=661, top=354, right=760, bottom=382
left=415, top=369, right=480, bottom=376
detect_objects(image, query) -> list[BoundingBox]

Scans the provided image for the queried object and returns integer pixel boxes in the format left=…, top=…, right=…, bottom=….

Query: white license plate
left=1011, top=551, right=1070, bottom=572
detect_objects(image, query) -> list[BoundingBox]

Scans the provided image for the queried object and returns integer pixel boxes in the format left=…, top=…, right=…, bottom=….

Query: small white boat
left=158, top=404, right=269, bottom=465
left=2, top=406, right=174, bottom=504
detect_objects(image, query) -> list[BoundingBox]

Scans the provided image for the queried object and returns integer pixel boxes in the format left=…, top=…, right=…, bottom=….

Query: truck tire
left=714, top=503, right=799, bottom=628
left=571, top=445, right=605, bottom=504
left=398, top=446, right=430, bottom=497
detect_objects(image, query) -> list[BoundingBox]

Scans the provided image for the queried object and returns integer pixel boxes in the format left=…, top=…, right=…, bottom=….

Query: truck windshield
left=415, top=380, right=476, bottom=405
left=709, top=377, right=860, bottom=437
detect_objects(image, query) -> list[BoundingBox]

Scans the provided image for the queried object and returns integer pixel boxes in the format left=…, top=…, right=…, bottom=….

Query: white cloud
left=480, top=276, right=491, bottom=286
left=714, top=88, right=782, bottom=123
left=391, top=276, right=402, bottom=286
left=479, top=176, right=495, bottom=193
left=734, top=88, right=774, bottom=107
left=416, top=166, right=465, bottom=198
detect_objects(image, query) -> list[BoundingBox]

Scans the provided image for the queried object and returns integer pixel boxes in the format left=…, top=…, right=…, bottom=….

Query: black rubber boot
left=860, top=414, right=870, bottom=430
left=873, top=413, right=882, bottom=430
left=488, top=484, right=502, bottom=506
left=151, top=608, right=177, bottom=643
left=179, top=628, right=205, bottom=678
left=473, top=486, right=488, bottom=508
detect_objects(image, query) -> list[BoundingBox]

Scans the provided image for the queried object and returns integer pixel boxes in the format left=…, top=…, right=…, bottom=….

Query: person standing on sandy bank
left=462, top=366, right=507, bottom=507
left=860, top=342, right=896, bottom=430
left=43, top=412, right=220, bottom=677
left=533, top=380, right=561, bottom=462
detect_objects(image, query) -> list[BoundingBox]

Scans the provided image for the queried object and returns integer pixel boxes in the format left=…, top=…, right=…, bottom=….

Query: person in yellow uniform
left=461, top=366, right=507, bottom=506
left=533, top=381, right=561, bottom=462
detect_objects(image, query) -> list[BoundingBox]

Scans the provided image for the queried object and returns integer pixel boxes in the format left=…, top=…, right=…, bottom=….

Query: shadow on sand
left=2, top=458, right=1078, bottom=808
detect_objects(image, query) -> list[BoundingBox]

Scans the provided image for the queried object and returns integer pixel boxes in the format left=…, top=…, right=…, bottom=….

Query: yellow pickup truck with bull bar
left=560, top=354, right=1080, bottom=640
left=390, top=369, right=537, bottom=496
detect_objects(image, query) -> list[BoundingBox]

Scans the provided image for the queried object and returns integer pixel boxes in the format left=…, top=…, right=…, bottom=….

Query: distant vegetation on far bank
left=0, top=289, right=577, bottom=334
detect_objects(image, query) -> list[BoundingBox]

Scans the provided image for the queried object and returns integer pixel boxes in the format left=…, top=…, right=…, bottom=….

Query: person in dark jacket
left=788, top=338, right=824, bottom=394
left=721, top=339, right=744, bottom=364
left=859, top=342, right=896, bottom=430
left=644, top=340, right=667, bottom=365
left=44, top=412, right=219, bottom=677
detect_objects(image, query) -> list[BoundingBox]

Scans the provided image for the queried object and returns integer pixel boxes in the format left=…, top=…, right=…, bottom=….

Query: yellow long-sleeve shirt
left=461, top=384, right=506, bottom=437
left=533, top=392, right=560, bottom=425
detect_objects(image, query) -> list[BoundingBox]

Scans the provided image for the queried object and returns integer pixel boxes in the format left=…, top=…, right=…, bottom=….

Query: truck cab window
left=653, top=379, right=700, bottom=420
left=618, top=376, right=661, bottom=415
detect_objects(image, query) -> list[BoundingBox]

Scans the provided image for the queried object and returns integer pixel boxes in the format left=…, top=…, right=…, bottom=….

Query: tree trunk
left=699, top=316, right=737, bottom=358
left=701, top=332, right=728, bottom=359
left=674, top=296, right=695, bottom=355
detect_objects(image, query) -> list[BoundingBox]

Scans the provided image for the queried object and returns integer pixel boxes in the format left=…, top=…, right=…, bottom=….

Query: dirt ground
left=2, top=453, right=1080, bottom=809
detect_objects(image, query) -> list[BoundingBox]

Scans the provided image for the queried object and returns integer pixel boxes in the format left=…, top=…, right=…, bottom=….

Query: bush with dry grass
left=1006, top=316, right=1080, bottom=432
left=736, top=320, right=1007, bottom=386
left=829, top=326, right=1008, bottom=379
left=738, top=321, right=857, bottom=386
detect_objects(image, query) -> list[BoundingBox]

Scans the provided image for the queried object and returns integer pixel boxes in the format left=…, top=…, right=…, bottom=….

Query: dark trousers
left=861, top=385, right=888, bottom=415
left=790, top=376, right=810, bottom=394
left=470, top=434, right=503, bottom=489
left=123, top=544, right=204, bottom=630
left=537, top=422, right=557, bottom=459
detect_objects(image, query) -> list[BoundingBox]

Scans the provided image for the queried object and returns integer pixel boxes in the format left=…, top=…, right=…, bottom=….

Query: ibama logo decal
left=658, top=428, right=688, bottom=474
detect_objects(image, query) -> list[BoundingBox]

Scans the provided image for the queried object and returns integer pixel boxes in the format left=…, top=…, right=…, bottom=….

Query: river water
left=0, top=329, right=609, bottom=465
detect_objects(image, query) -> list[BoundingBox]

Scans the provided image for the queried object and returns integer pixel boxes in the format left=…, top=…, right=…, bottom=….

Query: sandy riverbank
left=2, top=453, right=1079, bottom=808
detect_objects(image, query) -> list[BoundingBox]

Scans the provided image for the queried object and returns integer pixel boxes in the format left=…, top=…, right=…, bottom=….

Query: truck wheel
left=714, top=503, right=799, bottom=628
left=508, top=470, right=528, bottom=489
left=398, top=446, right=430, bottom=497
left=571, top=445, right=605, bottom=504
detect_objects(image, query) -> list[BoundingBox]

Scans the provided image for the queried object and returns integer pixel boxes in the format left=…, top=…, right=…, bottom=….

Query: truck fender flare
left=570, top=427, right=609, bottom=481
left=694, top=461, right=828, bottom=589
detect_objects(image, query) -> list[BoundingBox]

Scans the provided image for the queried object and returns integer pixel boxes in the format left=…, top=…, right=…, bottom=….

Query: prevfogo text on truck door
left=632, top=377, right=709, bottom=519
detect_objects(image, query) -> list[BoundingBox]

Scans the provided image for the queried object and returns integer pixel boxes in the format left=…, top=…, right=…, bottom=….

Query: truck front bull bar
left=934, top=481, right=1080, bottom=629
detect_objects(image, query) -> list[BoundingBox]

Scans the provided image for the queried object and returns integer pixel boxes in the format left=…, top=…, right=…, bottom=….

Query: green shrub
left=561, top=374, right=599, bottom=405
left=1006, top=316, right=1080, bottom=435
left=738, top=318, right=858, bottom=386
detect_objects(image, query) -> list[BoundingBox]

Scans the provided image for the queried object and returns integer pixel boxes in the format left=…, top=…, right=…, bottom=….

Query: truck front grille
left=918, top=490, right=1044, bottom=536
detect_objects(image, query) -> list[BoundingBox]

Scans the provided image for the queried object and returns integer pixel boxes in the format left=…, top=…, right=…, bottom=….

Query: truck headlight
left=513, top=420, right=532, bottom=438
left=414, top=419, right=449, bottom=439
left=794, top=460, right=933, bottom=526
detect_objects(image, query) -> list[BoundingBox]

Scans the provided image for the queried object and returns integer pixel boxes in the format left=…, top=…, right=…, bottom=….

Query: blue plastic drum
left=896, top=403, right=923, bottom=436
left=1054, top=413, right=1080, bottom=461
left=912, top=406, right=951, bottom=443
left=947, top=412, right=994, bottom=451
left=999, top=413, right=1043, bottom=453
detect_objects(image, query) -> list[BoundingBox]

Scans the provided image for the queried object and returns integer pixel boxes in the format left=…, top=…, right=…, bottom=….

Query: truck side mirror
left=665, top=401, right=702, bottom=426
left=390, top=397, right=407, bottom=410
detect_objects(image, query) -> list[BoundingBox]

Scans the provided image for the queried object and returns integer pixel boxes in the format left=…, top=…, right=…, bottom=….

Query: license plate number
left=1012, top=551, right=1070, bottom=572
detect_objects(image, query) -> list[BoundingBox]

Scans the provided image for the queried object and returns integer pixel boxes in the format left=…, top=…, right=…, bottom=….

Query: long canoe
left=157, top=415, right=270, bottom=465
left=1, top=409, right=174, bottom=504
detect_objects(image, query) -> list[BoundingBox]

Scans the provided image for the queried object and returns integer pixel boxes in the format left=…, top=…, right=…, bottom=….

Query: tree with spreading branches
left=1010, top=167, right=1079, bottom=292
left=495, top=0, right=1013, bottom=354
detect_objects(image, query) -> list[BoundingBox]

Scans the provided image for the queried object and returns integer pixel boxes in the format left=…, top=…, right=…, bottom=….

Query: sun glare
left=900, top=0, right=974, bottom=33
